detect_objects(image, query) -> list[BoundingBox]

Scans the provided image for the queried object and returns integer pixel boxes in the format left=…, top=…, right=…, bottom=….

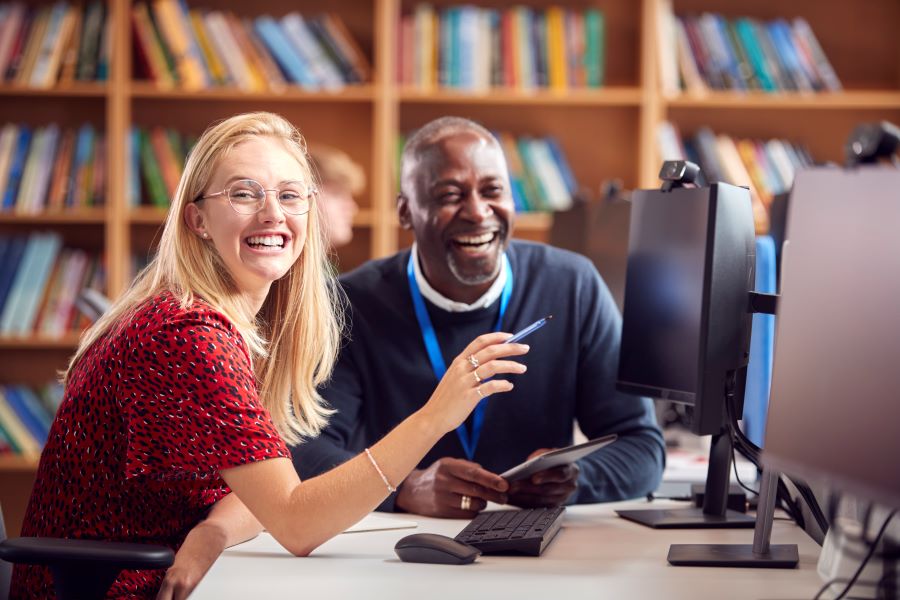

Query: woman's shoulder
left=127, top=291, right=240, bottom=340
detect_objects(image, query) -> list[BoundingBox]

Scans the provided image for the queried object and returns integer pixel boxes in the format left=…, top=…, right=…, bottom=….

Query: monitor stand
left=667, top=468, right=799, bottom=568
left=616, top=431, right=756, bottom=529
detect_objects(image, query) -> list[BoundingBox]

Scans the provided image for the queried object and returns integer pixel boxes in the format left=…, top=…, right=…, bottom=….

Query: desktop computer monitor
left=763, top=167, right=900, bottom=511
left=616, top=182, right=757, bottom=528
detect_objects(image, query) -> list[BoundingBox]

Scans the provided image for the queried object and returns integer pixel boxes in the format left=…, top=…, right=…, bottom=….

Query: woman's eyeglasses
left=196, top=179, right=317, bottom=215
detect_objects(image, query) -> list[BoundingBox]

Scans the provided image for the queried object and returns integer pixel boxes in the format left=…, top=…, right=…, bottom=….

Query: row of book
left=0, top=383, right=64, bottom=455
left=0, top=1, right=108, bottom=88
left=0, top=232, right=105, bottom=338
left=397, top=5, right=605, bottom=91
left=132, top=1, right=371, bottom=91
left=657, top=121, right=815, bottom=232
left=657, top=3, right=842, bottom=95
left=0, top=123, right=105, bottom=213
left=128, top=126, right=195, bottom=209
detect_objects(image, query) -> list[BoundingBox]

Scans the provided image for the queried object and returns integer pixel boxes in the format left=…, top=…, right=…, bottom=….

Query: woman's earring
left=202, top=232, right=209, bottom=239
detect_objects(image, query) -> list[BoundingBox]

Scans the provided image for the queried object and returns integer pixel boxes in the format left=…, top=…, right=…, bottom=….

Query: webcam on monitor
left=844, top=120, right=900, bottom=166
left=658, top=160, right=701, bottom=191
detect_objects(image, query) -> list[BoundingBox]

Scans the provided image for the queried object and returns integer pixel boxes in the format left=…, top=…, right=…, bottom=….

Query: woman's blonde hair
left=66, top=112, right=343, bottom=444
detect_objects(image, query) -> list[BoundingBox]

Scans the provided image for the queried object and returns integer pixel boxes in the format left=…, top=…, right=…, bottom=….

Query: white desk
left=194, top=500, right=824, bottom=599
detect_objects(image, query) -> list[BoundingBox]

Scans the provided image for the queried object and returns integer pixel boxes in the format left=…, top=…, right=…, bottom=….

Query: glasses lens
left=228, top=180, right=265, bottom=214
left=278, top=181, right=314, bottom=215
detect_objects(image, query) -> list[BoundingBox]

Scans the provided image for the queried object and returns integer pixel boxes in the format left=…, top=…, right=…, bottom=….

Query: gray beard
left=447, top=251, right=502, bottom=287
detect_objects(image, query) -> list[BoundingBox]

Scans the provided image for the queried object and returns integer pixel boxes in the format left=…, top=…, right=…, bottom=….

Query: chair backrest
left=742, top=235, right=777, bottom=447
left=1, top=504, right=11, bottom=600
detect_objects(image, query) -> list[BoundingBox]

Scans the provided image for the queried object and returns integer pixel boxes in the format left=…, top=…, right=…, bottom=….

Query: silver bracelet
left=365, top=447, right=397, bottom=493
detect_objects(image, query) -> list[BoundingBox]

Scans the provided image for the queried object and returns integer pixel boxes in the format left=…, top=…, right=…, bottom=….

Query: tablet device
left=500, top=434, right=618, bottom=482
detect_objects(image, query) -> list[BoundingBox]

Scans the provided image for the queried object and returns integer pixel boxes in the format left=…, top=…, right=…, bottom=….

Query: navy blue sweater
left=292, top=241, right=665, bottom=510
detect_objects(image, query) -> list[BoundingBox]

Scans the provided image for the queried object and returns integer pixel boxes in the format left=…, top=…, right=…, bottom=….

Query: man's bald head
left=400, top=117, right=502, bottom=195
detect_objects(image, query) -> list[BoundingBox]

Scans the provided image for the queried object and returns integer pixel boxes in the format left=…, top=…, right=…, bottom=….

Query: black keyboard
left=453, top=506, right=565, bottom=556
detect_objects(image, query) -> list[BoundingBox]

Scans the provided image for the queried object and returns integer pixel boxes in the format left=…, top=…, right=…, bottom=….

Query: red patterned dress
left=11, top=292, right=289, bottom=598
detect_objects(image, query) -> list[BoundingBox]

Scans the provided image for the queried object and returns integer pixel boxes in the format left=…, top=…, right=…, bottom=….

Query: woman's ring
left=467, top=354, right=479, bottom=369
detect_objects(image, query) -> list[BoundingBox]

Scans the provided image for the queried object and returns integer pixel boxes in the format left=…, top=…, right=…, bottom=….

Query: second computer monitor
left=617, top=182, right=756, bottom=436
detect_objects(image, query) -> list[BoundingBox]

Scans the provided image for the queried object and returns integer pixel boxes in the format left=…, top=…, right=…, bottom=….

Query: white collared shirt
left=411, top=243, right=508, bottom=312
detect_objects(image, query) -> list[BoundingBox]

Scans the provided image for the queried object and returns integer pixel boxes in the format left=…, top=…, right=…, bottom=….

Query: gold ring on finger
left=473, top=369, right=482, bottom=384
left=467, top=354, right=479, bottom=369
left=476, top=386, right=485, bottom=399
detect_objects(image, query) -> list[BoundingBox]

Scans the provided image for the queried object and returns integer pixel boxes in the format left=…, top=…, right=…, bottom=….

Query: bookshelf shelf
left=398, top=87, right=644, bottom=107
left=0, top=334, right=81, bottom=350
left=665, top=91, right=900, bottom=110
left=129, top=83, right=379, bottom=103
left=0, top=454, right=40, bottom=471
left=0, top=84, right=108, bottom=98
left=129, top=206, right=170, bottom=225
left=0, top=210, right=107, bottom=225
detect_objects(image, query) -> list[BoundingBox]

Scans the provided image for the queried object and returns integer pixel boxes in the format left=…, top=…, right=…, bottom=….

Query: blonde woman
left=11, top=113, right=528, bottom=598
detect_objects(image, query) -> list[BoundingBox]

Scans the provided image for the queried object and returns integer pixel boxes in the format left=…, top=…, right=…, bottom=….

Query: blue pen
left=505, top=315, right=553, bottom=344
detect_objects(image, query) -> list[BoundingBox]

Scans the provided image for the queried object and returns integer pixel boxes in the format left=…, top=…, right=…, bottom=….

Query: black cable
left=813, top=510, right=897, bottom=600
left=724, top=384, right=827, bottom=532
left=725, top=390, right=806, bottom=524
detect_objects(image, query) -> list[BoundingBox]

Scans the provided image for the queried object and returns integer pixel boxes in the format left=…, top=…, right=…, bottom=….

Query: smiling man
left=291, top=117, right=665, bottom=517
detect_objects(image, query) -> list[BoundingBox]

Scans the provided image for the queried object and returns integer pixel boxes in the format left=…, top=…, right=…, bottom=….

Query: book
left=3, top=386, right=49, bottom=444
left=0, top=389, right=40, bottom=454
left=12, top=232, right=63, bottom=334
left=151, top=0, right=208, bottom=89
left=0, top=4, right=27, bottom=78
left=254, top=15, right=314, bottom=89
left=244, top=19, right=287, bottom=91
left=46, top=128, right=75, bottom=210
left=320, top=13, right=371, bottom=83
left=132, top=2, right=175, bottom=87
left=0, top=123, right=20, bottom=202
left=14, top=5, right=50, bottom=86
left=0, top=235, right=27, bottom=315
left=3, top=127, right=33, bottom=210
left=584, top=9, right=604, bottom=87
left=29, top=2, right=71, bottom=88
left=138, top=129, right=168, bottom=207
left=281, top=12, right=343, bottom=89
left=205, top=11, right=252, bottom=91
left=189, top=8, right=228, bottom=86
left=76, top=1, right=105, bottom=81
left=58, top=3, right=83, bottom=84
left=792, top=17, right=841, bottom=91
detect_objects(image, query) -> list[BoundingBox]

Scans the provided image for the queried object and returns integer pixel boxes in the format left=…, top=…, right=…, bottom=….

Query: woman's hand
left=418, top=332, right=529, bottom=434
left=156, top=521, right=227, bottom=600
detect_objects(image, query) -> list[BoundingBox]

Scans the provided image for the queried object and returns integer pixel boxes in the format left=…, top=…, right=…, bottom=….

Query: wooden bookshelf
left=0, top=0, right=898, bottom=536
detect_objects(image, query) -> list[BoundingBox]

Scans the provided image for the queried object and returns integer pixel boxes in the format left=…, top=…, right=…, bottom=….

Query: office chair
left=0, top=503, right=174, bottom=600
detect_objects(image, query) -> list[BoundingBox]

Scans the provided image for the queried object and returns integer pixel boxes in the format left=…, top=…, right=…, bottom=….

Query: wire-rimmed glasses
left=196, top=179, right=317, bottom=215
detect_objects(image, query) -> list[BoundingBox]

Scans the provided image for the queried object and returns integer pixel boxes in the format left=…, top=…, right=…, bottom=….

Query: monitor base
left=616, top=507, right=756, bottom=529
left=667, top=543, right=799, bottom=568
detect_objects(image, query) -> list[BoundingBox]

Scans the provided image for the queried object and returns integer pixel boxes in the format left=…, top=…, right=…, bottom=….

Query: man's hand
left=507, top=448, right=579, bottom=508
left=395, top=457, right=509, bottom=518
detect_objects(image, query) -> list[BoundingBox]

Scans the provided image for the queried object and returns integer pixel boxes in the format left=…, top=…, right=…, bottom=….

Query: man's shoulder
left=338, top=250, right=409, bottom=312
left=509, top=240, right=598, bottom=281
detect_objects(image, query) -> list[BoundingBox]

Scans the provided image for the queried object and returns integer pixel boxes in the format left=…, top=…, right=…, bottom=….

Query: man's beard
left=446, top=246, right=503, bottom=286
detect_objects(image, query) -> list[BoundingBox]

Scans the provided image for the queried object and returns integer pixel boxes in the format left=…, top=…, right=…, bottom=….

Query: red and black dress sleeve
left=121, top=306, right=289, bottom=481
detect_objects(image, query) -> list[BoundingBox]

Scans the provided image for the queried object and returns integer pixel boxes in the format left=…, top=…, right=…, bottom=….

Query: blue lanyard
left=407, top=253, right=513, bottom=460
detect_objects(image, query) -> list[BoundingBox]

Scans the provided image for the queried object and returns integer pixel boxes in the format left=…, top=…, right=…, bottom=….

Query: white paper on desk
left=342, top=514, right=418, bottom=534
